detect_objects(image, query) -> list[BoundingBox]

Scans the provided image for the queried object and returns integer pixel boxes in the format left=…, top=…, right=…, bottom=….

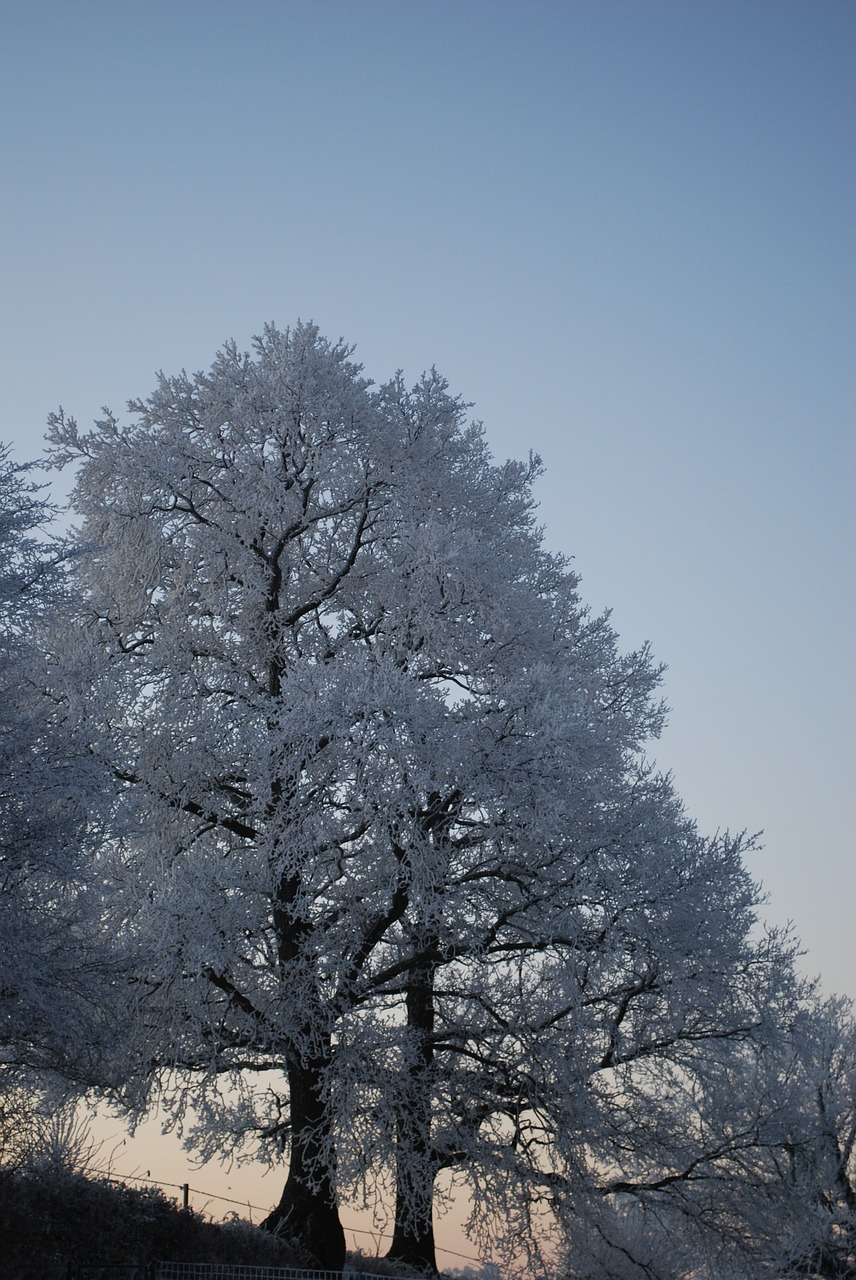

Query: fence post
left=182, top=1182, right=189, bottom=1211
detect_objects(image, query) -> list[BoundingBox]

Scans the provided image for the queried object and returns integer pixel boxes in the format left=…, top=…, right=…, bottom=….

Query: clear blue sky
left=2, top=0, right=854, bottom=1012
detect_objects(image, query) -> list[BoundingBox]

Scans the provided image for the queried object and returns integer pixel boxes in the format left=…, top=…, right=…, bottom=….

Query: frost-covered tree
left=47, top=327, right=575, bottom=1265
left=545, top=994, right=854, bottom=1280
left=47, top=326, right=665, bottom=1266
left=46, top=324, right=807, bottom=1275
left=375, top=758, right=804, bottom=1273
left=0, top=448, right=113, bottom=1128
left=760, top=997, right=856, bottom=1279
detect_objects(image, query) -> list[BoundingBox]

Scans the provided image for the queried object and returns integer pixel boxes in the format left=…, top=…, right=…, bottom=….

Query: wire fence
left=156, top=1267, right=410, bottom=1279
left=72, top=1161, right=484, bottom=1272
left=70, top=1267, right=422, bottom=1280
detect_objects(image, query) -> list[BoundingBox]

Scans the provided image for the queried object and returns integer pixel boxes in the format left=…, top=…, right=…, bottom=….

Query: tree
left=47, top=325, right=664, bottom=1266
left=0, top=447, right=114, bottom=1148
left=372, top=755, right=804, bottom=1274
left=332, top=388, right=801, bottom=1275
left=537, top=994, right=854, bottom=1280
left=47, top=324, right=805, bottom=1274
left=331, top=372, right=683, bottom=1273
left=759, top=996, right=855, bottom=1279
left=47, top=326, right=554, bottom=1265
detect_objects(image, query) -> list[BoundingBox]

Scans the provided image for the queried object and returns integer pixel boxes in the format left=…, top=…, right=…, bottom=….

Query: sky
left=2, top=0, right=854, bottom=1263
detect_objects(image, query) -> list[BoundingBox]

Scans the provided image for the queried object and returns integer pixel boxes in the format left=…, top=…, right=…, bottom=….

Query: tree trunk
left=262, top=1048, right=346, bottom=1271
left=263, top=844, right=346, bottom=1270
left=387, top=1147, right=439, bottom=1275
left=386, top=952, right=439, bottom=1275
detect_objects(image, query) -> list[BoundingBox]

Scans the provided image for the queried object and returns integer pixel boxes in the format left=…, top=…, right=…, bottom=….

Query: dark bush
left=0, top=1166, right=303, bottom=1280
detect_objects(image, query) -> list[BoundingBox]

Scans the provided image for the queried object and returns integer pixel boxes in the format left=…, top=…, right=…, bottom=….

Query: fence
left=156, top=1266, right=408, bottom=1279
left=72, top=1165, right=479, bottom=1267
left=70, top=1264, right=424, bottom=1280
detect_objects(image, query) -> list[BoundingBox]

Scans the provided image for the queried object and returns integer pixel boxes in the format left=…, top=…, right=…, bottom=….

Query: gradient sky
left=2, top=0, right=854, bottom=1254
